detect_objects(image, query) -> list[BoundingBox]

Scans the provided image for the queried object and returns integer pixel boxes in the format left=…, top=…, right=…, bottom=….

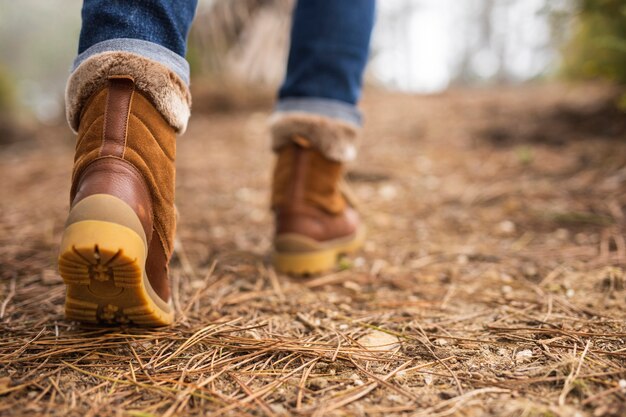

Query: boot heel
left=272, top=249, right=338, bottom=276
left=58, top=195, right=173, bottom=326
left=272, top=227, right=366, bottom=276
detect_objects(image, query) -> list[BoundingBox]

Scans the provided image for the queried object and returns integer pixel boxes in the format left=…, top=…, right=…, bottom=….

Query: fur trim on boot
left=66, top=51, right=191, bottom=134
left=270, top=112, right=360, bottom=162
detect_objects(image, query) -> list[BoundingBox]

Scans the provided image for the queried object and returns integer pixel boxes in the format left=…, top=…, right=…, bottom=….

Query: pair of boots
left=58, top=68, right=364, bottom=326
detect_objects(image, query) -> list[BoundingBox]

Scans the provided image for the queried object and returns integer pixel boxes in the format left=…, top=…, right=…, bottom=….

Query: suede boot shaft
left=71, top=77, right=176, bottom=301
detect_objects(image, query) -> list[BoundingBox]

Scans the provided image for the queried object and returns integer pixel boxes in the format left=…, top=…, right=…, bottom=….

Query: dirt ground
left=1, top=82, right=625, bottom=417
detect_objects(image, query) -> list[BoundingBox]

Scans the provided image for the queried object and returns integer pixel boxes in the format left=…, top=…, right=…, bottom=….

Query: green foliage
left=563, top=0, right=626, bottom=83
left=0, top=65, right=16, bottom=112
left=515, top=145, right=534, bottom=165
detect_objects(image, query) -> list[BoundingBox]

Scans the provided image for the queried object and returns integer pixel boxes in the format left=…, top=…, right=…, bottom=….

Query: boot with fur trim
left=270, top=113, right=366, bottom=275
left=58, top=52, right=189, bottom=326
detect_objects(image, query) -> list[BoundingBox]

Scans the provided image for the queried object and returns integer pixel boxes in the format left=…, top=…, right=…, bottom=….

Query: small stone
left=395, top=370, right=407, bottom=381
left=350, top=373, right=364, bottom=386
left=387, top=394, right=403, bottom=403
left=378, top=184, right=398, bottom=201
left=501, top=285, right=513, bottom=294
left=566, top=288, right=575, bottom=298
left=515, top=349, right=533, bottom=363
left=424, top=374, right=433, bottom=385
left=434, top=338, right=448, bottom=346
left=497, top=220, right=516, bottom=235
left=357, top=330, right=401, bottom=351
left=353, top=257, right=366, bottom=268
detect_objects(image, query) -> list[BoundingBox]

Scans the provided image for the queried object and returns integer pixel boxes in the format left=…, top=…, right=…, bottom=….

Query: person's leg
left=278, top=0, right=375, bottom=124
left=58, top=0, right=196, bottom=326
left=68, top=0, right=197, bottom=131
left=270, top=0, right=376, bottom=274
left=78, top=0, right=196, bottom=60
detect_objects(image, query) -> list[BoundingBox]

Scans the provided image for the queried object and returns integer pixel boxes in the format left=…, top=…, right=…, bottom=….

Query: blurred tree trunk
left=456, top=0, right=496, bottom=84
left=188, top=0, right=293, bottom=86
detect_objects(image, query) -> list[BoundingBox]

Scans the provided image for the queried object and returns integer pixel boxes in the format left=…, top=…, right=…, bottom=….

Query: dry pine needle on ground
left=1, top=83, right=625, bottom=416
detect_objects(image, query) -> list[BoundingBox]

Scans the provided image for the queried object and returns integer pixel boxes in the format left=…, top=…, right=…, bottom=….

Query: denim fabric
left=276, top=97, right=362, bottom=126
left=76, top=0, right=375, bottom=125
left=74, top=39, right=191, bottom=86
left=278, top=0, right=376, bottom=107
left=79, top=0, right=197, bottom=58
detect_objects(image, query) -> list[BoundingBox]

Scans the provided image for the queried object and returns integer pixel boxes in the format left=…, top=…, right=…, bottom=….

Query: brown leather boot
left=271, top=134, right=365, bottom=275
left=58, top=70, right=185, bottom=326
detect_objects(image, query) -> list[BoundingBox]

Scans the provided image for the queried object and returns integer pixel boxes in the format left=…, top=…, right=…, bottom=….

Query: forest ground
left=1, top=82, right=625, bottom=417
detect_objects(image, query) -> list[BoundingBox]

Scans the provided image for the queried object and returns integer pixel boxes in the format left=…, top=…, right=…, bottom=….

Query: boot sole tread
left=59, top=196, right=173, bottom=327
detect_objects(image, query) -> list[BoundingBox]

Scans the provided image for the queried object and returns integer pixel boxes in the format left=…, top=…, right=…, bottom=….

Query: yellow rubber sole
left=58, top=196, right=173, bottom=326
left=272, top=227, right=366, bottom=275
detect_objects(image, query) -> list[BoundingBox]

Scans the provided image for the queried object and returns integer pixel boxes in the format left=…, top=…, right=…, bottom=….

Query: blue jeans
left=76, top=0, right=375, bottom=126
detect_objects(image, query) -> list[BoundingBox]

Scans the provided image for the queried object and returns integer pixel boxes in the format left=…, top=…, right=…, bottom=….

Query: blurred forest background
left=0, top=0, right=624, bottom=137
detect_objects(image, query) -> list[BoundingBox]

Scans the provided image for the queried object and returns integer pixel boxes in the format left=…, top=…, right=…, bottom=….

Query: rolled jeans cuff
left=73, top=38, right=190, bottom=86
left=270, top=98, right=362, bottom=162
left=275, top=97, right=362, bottom=127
